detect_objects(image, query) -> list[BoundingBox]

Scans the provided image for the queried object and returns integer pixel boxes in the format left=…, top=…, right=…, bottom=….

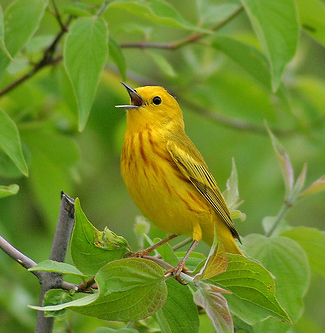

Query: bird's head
left=116, top=83, right=184, bottom=131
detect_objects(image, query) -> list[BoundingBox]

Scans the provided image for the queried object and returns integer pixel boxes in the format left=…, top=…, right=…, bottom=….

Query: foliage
left=0, top=0, right=324, bottom=332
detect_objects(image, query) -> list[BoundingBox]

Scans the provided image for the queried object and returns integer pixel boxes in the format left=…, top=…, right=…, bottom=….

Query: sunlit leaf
left=0, top=110, right=28, bottom=176
left=31, top=258, right=168, bottom=322
left=210, top=253, right=291, bottom=324
left=240, top=0, right=299, bottom=91
left=194, top=232, right=228, bottom=281
left=229, top=209, right=246, bottom=222
left=108, top=0, right=210, bottom=33
left=94, top=328, right=138, bottom=333
left=28, top=260, right=86, bottom=278
left=71, top=198, right=128, bottom=275
left=299, top=175, right=325, bottom=198
left=64, top=17, right=108, bottom=131
left=0, top=184, right=19, bottom=198
left=194, top=282, right=233, bottom=333
left=94, top=226, right=130, bottom=251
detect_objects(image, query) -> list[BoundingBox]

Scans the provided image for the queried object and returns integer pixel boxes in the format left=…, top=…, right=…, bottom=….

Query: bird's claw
left=165, top=261, right=189, bottom=285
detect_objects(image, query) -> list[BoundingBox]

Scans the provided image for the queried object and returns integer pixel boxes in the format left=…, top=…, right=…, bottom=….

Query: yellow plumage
left=119, top=84, right=243, bottom=255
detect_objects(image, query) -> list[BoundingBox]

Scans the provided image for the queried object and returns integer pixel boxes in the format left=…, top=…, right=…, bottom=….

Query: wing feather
left=166, top=140, right=240, bottom=241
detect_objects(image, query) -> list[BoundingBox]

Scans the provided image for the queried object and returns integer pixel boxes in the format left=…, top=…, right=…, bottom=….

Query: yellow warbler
left=117, top=83, right=243, bottom=274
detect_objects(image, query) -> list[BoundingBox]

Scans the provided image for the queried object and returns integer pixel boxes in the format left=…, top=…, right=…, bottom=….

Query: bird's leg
left=128, top=233, right=178, bottom=257
left=169, top=240, right=199, bottom=282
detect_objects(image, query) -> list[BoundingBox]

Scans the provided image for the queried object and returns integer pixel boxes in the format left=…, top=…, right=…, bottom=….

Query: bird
left=116, top=82, right=243, bottom=277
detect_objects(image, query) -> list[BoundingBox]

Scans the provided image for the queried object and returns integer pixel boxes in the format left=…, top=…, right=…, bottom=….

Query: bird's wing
left=166, top=140, right=240, bottom=240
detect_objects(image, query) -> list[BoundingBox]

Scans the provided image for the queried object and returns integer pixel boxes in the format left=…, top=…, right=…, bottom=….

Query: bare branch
left=0, top=236, right=40, bottom=278
left=35, top=192, right=75, bottom=333
left=50, top=0, right=66, bottom=31
left=120, top=6, right=243, bottom=50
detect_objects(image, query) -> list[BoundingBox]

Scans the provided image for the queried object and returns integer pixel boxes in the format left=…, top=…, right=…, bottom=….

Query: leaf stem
left=96, top=0, right=110, bottom=17
left=265, top=201, right=291, bottom=237
left=50, top=0, right=66, bottom=31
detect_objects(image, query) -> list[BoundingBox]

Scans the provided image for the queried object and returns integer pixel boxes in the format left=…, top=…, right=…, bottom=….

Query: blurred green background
left=0, top=0, right=324, bottom=332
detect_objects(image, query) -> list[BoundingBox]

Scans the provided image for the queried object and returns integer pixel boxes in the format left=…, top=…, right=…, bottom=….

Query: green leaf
left=281, top=227, right=325, bottom=278
left=262, top=217, right=290, bottom=237
left=94, top=328, right=138, bottom=333
left=28, top=260, right=86, bottom=278
left=43, top=289, right=74, bottom=317
left=0, top=0, right=48, bottom=77
left=71, top=198, right=128, bottom=275
left=64, top=17, right=108, bottom=131
left=108, top=0, right=210, bottom=33
left=0, top=110, right=28, bottom=176
left=94, top=226, right=130, bottom=251
left=31, top=258, right=168, bottom=322
left=156, top=278, right=199, bottom=333
left=108, top=37, right=126, bottom=81
left=156, top=238, right=179, bottom=267
left=266, top=125, right=294, bottom=199
left=244, top=234, right=309, bottom=331
left=223, top=157, right=240, bottom=210
left=212, top=35, right=285, bottom=96
left=0, top=184, right=19, bottom=198
left=197, top=3, right=241, bottom=25
left=74, top=258, right=168, bottom=321
left=64, top=2, right=93, bottom=17
left=194, top=282, right=233, bottom=333
left=0, top=4, right=10, bottom=58
left=134, top=215, right=151, bottom=249
left=299, top=175, right=325, bottom=198
left=296, top=0, right=325, bottom=47
left=210, top=253, right=291, bottom=325
left=290, top=163, right=307, bottom=201
left=194, top=232, right=228, bottom=281
left=21, top=127, right=79, bottom=226
left=147, top=51, right=176, bottom=77
left=240, top=0, right=299, bottom=91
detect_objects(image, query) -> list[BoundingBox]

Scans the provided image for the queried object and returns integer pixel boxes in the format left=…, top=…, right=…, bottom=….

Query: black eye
left=153, top=96, right=161, bottom=105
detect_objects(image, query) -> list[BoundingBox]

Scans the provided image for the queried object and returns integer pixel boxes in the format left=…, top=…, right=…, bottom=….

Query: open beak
left=115, top=82, right=143, bottom=109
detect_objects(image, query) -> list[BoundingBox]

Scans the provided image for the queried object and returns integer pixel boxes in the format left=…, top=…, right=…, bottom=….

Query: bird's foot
left=166, top=261, right=189, bottom=284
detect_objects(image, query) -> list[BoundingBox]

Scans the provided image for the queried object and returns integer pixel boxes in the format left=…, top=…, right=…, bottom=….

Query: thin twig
left=96, top=0, right=109, bottom=17
left=0, top=14, right=71, bottom=98
left=120, top=6, right=243, bottom=50
left=0, top=236, right=40, bottom=278
left=50, top=0, right=66, bottom=31
left=265, top=201, right=291, bottom=237
left=171, top=237, right=193, bottom=251
left=181, top=98, right=295, bottom=137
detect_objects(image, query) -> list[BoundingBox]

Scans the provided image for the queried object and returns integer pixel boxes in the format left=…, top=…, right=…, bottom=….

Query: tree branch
left=0, top=236, right=40, bottom=278
left=180, top=99, right=295, bottom=137
left=0, top=13, right=71, bottom=98
left=120, top=6, right=243, bottom=50
left=34, top=192, right=75, bottom=333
